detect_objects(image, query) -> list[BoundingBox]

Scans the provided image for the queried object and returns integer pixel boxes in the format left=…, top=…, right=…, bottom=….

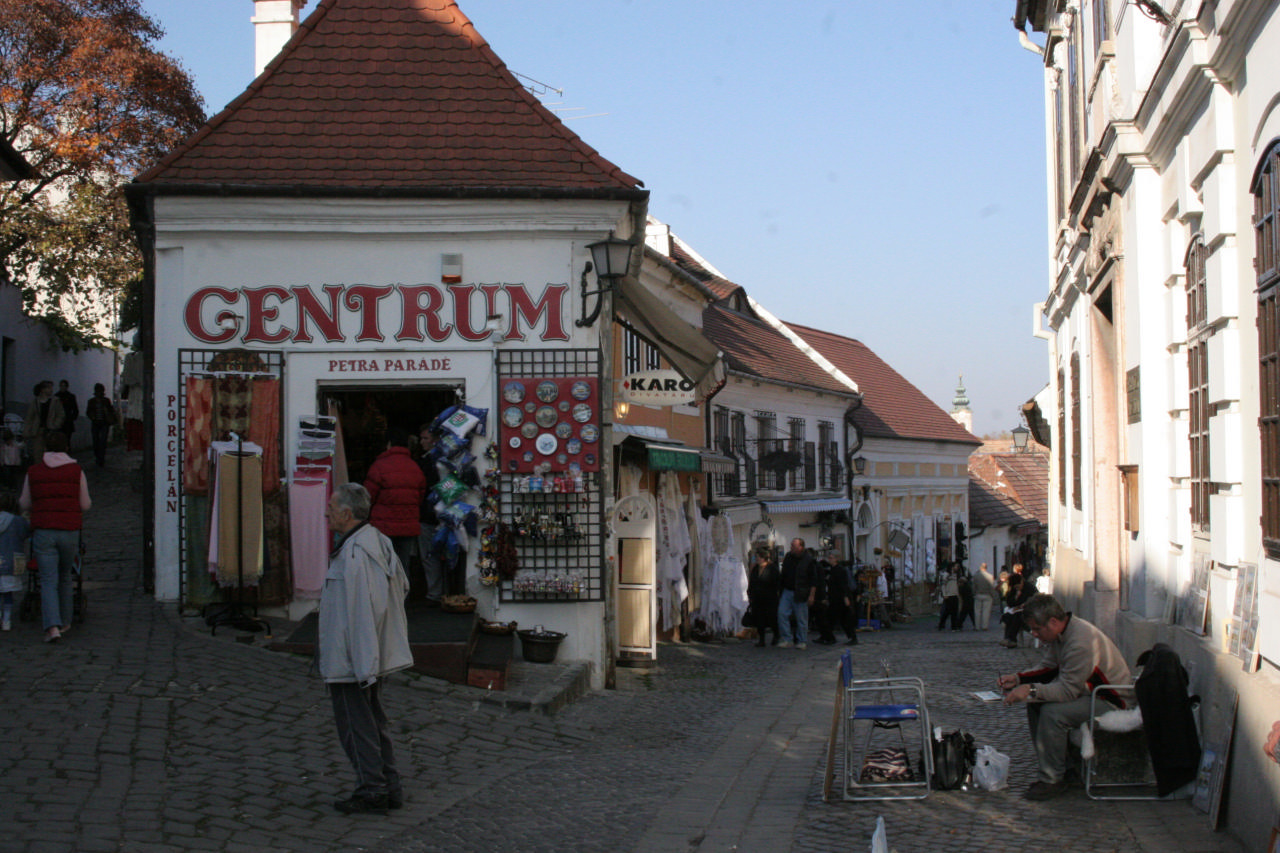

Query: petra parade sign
left=184, top=282, right=568, bottom=344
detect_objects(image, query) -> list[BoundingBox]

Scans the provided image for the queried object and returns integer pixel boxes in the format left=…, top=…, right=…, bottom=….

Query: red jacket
left=363, top=447, right=426, bottom=538
left=27, top=459, right=85, bottom=530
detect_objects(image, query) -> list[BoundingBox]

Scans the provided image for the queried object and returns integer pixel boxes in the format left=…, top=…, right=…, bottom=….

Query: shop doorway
left=320, top=385, right=458, bottom=484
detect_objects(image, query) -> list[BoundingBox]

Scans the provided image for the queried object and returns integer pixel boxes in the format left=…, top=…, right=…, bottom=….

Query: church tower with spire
left=949, top=375, right=973, bottom=433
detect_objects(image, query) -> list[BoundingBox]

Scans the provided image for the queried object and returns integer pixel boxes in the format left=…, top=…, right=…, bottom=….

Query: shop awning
left=761, top=498, right=852, bottom=515
left=616, top=429, right=735, bottom=474
left=614, top=276, right=724, bottom=400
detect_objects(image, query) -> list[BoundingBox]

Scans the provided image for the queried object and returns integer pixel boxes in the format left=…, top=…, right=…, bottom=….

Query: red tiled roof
left=668, top=242, right=739, bottom=300
left=969, top=477, right=1036, bottom=529
left=969, top=451, right=1049, bottom=525
left=702, top=304, right=854, bottom=397
left=135, top=0, right=643, bottom=195
left=786, top=322, right=982, bottom=446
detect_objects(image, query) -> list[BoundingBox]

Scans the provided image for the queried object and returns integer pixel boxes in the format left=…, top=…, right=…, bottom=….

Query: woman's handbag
left=741, top=605, right=755, bottom=628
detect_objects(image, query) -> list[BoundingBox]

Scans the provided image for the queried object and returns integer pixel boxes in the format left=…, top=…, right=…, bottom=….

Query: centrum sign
left=621, top=369, right=695, bottom=406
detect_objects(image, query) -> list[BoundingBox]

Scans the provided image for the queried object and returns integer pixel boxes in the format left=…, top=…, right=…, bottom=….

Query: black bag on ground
left=931, top=730, right=975, bottom=790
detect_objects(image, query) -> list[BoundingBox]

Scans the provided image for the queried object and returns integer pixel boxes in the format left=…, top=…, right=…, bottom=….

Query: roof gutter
left=123, top=181, right=650, bottom=203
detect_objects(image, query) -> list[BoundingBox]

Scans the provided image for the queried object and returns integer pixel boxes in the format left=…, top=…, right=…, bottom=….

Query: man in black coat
left=817, top=551, right=858, bottom=645
left=776, top=538, right=817, bottom=649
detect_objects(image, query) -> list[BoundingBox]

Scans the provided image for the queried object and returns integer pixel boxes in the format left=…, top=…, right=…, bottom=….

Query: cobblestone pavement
left=0, top=449, right=1248, bottom=852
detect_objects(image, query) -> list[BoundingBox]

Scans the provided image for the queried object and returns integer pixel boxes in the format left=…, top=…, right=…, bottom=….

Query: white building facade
left=1015, top=1, right=1280, bottom=844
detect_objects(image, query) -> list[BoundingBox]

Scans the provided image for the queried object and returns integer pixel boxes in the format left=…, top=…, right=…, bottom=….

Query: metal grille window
left=623, top=327, right=643, bottom=376
left=817, top=421, right=833, bottom=489
left=713, top=407, right=736, bottom=497
left=732, top=411, right=750, bottom=496
left=756, top=412, right=778, bottom=490
left=1254, top=143, right=1280, bottom=557
left=644, top=342, right=661, bottom=370
left=1186, top=235, right=1211, bottom=532
left=788, top=417, right=805, bottom=492
left=1071, top=352, right=1082, bottom=511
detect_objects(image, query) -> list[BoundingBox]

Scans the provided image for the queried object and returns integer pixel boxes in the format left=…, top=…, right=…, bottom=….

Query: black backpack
left=931, top=730, right=976, bottom=790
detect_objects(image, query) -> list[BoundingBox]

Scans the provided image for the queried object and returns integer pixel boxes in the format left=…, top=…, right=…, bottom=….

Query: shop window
left=1253, top=141, right=1280, bottom=557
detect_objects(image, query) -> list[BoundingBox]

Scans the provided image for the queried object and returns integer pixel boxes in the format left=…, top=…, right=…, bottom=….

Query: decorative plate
left=579, top=424, right=599, bottom=443
left=502, top=406, right=523, bottom=428
left=524, top=401, right=537, bottom=413
left=555, top=422, right=573, bottom=439
left=535, top=434, right=558, bottom=456
left=508, top=436, right=522, bottom=449
left=584, top=453, right=596, bottom=466
left=558, top=400, right=571, bottom=412
left=566, top=438, right=582, bottom=455
left=502, top=381, right=525, bottom=404
left=572, top=402, right=592, bottom=423
left=570, top=380, right=592, bottom=400
left=535, top=406, right=557, bottom=428
left=556, top=453, right=568, bottom=465
left=522, top=451, right=534, bottom=463
left=535, top=380, right=559, bottom=403
left=521, top=422, right=538, bottom=439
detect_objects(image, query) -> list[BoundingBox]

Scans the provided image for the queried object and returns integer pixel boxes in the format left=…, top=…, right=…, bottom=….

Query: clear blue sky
left=140, top=0, right=1050, bottom=437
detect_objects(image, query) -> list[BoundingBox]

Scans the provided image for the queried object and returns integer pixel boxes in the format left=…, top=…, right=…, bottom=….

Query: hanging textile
left=207, top=443, right=265, bottom=588
left=183, top=376, right=214, bottom=494
left=654, top=472, right=690, bottom=633
left=289, top=478, right=328, bottom=599
left=212, top=374, right=253, bottom=440
left=248, top=376, right=281, bottom=495
left=684, top=479, right=703, bottom=615
left=699, top=514, right=748, bottom=634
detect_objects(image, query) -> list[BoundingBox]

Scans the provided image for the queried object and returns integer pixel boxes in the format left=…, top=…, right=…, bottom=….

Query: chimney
left=252, top=0, right=304, bottom=77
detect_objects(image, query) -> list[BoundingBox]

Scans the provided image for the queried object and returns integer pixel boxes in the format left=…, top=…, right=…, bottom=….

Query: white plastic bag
left=870, top=815, right=889, bottom=853
left=972, top=744, right=1011, bottom=791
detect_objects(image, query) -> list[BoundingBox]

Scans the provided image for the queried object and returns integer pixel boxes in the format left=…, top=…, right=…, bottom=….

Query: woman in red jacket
left=363, top=427, right=426, bottom=577
left=19, top=431, right=90, bottom=643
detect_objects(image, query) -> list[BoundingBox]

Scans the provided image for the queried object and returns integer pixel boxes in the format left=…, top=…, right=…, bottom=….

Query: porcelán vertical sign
left=184, top=282, right=569, bottom=345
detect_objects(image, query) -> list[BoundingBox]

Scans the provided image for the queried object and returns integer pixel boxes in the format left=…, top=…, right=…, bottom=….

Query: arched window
left=1253, top=141, right=1280, bottom=556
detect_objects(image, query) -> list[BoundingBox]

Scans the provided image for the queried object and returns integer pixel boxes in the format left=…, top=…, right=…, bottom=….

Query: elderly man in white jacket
left=321, top=483, right=413, bottom=815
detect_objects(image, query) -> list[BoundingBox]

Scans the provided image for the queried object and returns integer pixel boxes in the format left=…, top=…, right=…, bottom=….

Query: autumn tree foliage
left=0, top=0, right=204, bottom=346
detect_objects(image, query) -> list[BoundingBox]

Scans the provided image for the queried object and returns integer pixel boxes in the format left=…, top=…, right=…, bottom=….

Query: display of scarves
left=212, top=374, right=252, bottom=440
left=207, top=444, right=265, bottom=588
left=183, top=376, right=214, bottom=494
left=654, top=473, right=690, bottom=633
left=248, top=377, right=281, bottom=495
left=698, top=514, right=748, bottom=634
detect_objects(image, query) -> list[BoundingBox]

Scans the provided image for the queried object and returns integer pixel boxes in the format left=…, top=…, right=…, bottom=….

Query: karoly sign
left=621, top=369, right=695, bottom=406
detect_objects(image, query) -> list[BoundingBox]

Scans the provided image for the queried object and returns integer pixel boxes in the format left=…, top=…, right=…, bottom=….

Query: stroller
left=18, top=536, right=87, bottom=624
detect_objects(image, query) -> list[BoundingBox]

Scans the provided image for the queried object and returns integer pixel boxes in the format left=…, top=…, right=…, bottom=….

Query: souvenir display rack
left=176, top=348, right=285, bottom=612
left=496, top=348, right=603, bottom=603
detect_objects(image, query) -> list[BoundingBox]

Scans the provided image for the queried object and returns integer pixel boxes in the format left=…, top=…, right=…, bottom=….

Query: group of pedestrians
left=932, top=559, right=1052, bottom=646
left=745, top=537, right=862, bottom=650
left=0, top=378, right=113, bottom=641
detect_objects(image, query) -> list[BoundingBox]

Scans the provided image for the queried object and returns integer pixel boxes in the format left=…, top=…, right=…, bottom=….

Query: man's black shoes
left=334, top=793, right=390, bottom=815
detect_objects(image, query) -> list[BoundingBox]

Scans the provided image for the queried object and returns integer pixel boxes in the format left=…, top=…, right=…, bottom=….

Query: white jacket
left=318, top=523, right=412, bottom=685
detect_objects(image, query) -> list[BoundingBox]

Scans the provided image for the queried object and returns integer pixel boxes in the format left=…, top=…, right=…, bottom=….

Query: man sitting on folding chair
left=997, top=593, right=1131, bottom=801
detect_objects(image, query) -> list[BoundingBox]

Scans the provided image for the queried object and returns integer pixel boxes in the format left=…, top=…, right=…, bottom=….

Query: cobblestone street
left=0, top=449, right=1247, bottom=852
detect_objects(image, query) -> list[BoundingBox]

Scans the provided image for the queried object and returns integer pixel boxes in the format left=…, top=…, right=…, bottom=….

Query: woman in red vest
left=19, top=431, right=90, bottom=643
